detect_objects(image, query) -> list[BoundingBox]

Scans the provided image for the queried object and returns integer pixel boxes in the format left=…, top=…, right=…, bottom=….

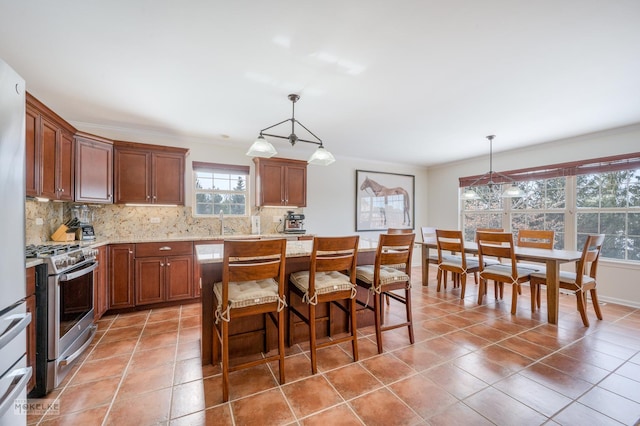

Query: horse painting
left=360, top=176, right=411, bottom=227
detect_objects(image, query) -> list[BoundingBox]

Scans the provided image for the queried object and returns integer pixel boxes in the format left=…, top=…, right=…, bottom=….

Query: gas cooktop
left=26, top=244, right=81, bottom=258
left=26, top=244, right=97, bottom=275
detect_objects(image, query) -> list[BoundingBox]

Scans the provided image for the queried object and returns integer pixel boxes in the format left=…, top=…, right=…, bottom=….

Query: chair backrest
left=221, top=238, right=287, bottom=304
left=435, top=229, right=468, bottom=266
left=421, top=226, right=437, bottom=244
left=476, top=231, right=518, bottom=278
left=308, top=235, right=360, bottom=294
left=517, top=229, right=555, bottom=249
left=475, top=228, right=504, bottom=242
left=375, top=233, right=415, bottom=275
left=388, top=228, right=413, bottom=234
left=576, top=234, right=605, bottom=284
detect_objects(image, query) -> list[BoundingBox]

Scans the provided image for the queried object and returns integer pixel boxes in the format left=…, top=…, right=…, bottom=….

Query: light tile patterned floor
left=27, top=267, right=640, bottom=425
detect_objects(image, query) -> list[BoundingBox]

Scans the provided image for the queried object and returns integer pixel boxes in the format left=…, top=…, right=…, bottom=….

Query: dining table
left=421, top=241, right=583, bottom=324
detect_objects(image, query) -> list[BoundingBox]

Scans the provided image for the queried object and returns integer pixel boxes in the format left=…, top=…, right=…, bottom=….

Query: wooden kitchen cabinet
left=113, top=141, right=188, bottom=205
left=108, top=244, right=135, bottom=309
left=134, top=241, right=194, bottom=305
left=75, top=132, right=113, bottom=204
left=94, top=245, right=109, bottom=320
left=26, top=266, right=36, bottom=393
left=26, top=93, right=76, bottom=200
left=253, top=157, right=307, bottom=207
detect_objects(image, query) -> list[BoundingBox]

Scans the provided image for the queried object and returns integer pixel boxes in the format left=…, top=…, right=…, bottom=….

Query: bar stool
left=355, top=232, right=415, bottom=354
left=288, top=235, right=360, bottom=374
left=212, top=239, right=287, bottom=402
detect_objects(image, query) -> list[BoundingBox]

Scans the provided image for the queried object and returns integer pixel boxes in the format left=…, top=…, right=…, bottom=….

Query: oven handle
left=59, top=262, right=98, bottom=281
left=0, top=367, right=32, bottom=418
left=0, top=312, right=31, bottom=349
left=59, top=324, right=97, bottom=366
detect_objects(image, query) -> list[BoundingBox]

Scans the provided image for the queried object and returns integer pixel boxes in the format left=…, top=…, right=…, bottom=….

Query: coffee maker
left=73, top=205, right=96, bottom=241
left=284, top=211, right=305, bottom=234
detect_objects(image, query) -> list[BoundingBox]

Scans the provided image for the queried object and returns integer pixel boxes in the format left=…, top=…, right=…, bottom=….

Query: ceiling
left=2, top=1, right=639, bottom=167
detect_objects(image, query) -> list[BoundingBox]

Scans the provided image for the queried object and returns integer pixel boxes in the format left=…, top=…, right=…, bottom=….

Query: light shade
left=460, top=188, right=481, bottom=200
left=246, top=135, right=277, bottom=158
left=501, top=184, right=526, bottom=198
left=308, top=146, right=335, bottom=166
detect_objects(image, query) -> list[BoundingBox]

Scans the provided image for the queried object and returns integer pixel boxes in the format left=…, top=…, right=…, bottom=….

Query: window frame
left=192, top=162, right=250, bottom=217
left=460, top=152, right=640, bottom=262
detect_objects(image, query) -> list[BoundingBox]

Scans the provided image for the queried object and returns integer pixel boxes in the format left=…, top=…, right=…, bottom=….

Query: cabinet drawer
left=135, top=241, right=193, bottom=257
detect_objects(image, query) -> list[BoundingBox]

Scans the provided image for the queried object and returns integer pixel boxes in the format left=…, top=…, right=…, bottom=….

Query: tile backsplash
left=25, top=200, right=300, bottom=244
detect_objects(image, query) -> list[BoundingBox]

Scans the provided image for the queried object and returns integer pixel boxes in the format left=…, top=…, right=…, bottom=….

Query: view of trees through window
left=194, top=170, right=248, bottom=216
left=462, top=167, right=640, bottom=261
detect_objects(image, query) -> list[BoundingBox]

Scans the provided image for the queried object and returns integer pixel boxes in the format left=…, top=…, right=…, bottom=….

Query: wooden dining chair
left=288, top=235, right=360, bottom=374
left=529, top=234, right=605, bottom=326
left=355, top=233, right=415, bottom=354
left=435, top=229, right=480, bottom=299
left=476, top=231, right=535, bottom=315
left=473, top=228, right=504, bottom=284
left=213, top=239, right=287, bottom=402
left=516, top=229, right=555, bottom=310
left=385, top=228, right=413, bottom=304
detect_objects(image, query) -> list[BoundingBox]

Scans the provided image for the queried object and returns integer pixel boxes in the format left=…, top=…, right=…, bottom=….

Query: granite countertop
left=195, top=238, right=379, bottom=264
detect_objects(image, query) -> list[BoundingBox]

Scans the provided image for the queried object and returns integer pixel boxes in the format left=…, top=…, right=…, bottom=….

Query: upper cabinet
left=253, top=157, right=307, bottom=207
left=74, top=132, right=113, bottom=204
left=113, top=141, right=189, bottom=205
left=26, top=93, right=76, bottom=200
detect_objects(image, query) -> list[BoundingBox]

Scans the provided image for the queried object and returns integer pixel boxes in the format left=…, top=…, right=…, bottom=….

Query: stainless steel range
left=26, top=244, right=98, bottom=395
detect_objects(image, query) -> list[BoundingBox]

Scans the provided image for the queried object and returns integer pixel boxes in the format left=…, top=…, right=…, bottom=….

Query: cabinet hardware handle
left=129, top=250, right=133, bottom=254
left=160, top=263, right=164, bottom=266
left=166, top=262, right=170, bottom=266
left=146, top=195, right=150, bottom=199
left=153, top=195, right=157, bottom=199
left=159, top=246, right=172, bottom=251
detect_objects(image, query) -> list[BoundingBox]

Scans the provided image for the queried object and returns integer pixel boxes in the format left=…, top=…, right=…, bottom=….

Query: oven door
left=47, top=261, right=98, bottom=390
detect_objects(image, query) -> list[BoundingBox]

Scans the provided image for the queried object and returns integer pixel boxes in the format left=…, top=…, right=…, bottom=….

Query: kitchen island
left=196, top=239, right=378, bottom=365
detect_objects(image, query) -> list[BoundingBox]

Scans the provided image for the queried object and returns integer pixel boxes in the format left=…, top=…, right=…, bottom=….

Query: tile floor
left=26, top=267, right=640, bottom=426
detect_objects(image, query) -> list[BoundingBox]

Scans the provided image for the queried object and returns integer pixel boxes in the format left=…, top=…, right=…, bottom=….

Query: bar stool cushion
left=290, top=270, right=355, bottom=295
left=214, top=278, right=279, bottom=309
left=355, top=265, right=410, bottom=288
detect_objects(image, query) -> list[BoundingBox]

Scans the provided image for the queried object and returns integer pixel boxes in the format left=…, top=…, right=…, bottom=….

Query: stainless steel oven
left=27, top=244, right=98, bottom=394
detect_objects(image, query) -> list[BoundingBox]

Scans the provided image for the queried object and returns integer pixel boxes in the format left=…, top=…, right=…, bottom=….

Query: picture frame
left=356, top=170, right=415, bottom=231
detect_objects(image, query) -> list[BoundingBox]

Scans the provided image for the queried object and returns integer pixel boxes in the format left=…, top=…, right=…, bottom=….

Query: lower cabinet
left=134, top=241, right=194, bottom=306
left=26, top=266, right=36, bottom=393
left=108, top=244, right=135, bottom=309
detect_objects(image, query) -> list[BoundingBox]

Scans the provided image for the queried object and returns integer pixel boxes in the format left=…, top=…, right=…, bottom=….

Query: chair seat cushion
left=355, top=265, right=410, bottom=286
left=214, top=278, right=279, bottom=309
left=481, top=263, right=535, bottom=280
left=440, top=258, right=480, bottom=270
left=482, top=258, right=502, bottom=266
left=290, top=270, right=355, bottom=295
left=530, top=271, right=595, bottom=286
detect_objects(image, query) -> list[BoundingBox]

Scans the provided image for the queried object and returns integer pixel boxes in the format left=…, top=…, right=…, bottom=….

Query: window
left=193, top=162, right=250, bottom=216
left=460, top=153, right=640, bottom=261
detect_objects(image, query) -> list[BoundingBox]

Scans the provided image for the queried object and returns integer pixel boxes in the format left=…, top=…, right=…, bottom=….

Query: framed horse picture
left=356, top=170, right=415, bottom=231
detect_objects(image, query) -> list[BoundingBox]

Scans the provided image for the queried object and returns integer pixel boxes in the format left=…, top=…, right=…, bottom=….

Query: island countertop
left=195, top=237, right=380, bottom=264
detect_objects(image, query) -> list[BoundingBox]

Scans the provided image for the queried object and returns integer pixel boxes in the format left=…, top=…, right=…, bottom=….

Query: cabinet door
left=75, top=136, right=113, bottom=203
left=135, top=257, right=164, bottom=305
left=26, top=267, right=36, bottom=393
left=114, top=147, right=151, bottom=204
left=57, top=130, right=74, bottom=201
left=40, top=116, right=58, bottom=199
left=166, top=255, right=193, bottom=301
left=152, top=152, right=185, bottom=205
left=94, top=245, right=109, bottom=320
left=25, top=106, right=40, bottom=197
left=108, top=244, right=135, bottom=308
left=285, top=163, right=307, bottom=207
left=260, top=162, right=285, bottom=205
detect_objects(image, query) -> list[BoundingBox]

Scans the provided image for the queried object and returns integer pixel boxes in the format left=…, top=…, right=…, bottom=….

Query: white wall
left=427, top=123, right=640, bottom=307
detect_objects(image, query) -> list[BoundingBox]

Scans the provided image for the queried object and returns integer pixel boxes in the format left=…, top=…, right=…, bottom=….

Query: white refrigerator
left=0, top=57, right=31, bottom=425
